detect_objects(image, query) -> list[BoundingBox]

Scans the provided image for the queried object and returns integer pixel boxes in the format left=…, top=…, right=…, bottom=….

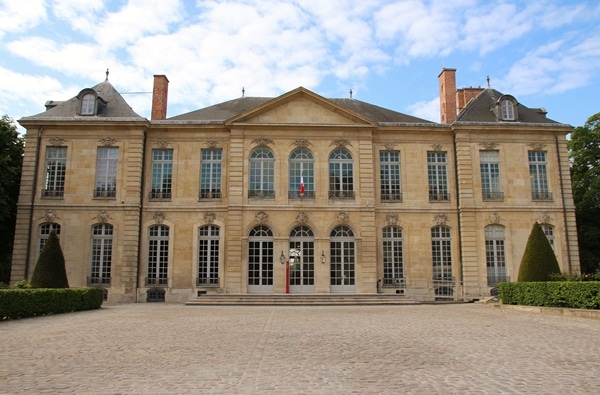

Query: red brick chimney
left=151, top=75, right=169, bottom=120
left=457, top=86, right=484, bottom=114
left=438, top=68, right=456, bottom=124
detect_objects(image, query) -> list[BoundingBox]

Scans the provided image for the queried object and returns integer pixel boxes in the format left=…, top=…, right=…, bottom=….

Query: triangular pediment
left=225, top=87, right=376, bottom=126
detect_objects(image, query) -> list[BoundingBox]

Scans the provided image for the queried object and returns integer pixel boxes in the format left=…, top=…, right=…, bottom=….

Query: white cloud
left=407, top=96, right=439, bottom=123
left=0, top=0, right=46, bottom=38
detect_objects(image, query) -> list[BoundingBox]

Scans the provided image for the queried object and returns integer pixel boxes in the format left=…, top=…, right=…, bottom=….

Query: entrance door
left=248, top=225, right=274, bottom=293
left=330, top=225, right=356, bottom=292
left=289, top=226, right=315, bottom=293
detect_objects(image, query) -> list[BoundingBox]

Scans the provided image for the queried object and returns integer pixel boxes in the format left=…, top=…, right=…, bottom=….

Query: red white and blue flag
left=299, top=175, right=305, bottom=196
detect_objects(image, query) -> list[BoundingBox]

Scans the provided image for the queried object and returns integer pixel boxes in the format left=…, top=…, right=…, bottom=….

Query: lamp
left=280, top=250, right=286, bottom=265
left=320, top=250, right=326, bottom=264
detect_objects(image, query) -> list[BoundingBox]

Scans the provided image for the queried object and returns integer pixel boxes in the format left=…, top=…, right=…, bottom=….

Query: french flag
left=299, top=175, right=305, bottom=196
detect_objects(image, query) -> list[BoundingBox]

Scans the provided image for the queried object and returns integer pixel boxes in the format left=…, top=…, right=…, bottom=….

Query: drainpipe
left=555, top=134, right=572, bottom=273
left=453, top=133, right=464, bottom=292
left=135, top=130, right=147, bottom=302
left=24, top=127, right=43, bottom=280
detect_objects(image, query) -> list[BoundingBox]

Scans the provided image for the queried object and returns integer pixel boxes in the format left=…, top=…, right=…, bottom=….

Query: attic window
left=500, top=99, right=516, bottom=121
left=81, top=93, right=96, bottom=115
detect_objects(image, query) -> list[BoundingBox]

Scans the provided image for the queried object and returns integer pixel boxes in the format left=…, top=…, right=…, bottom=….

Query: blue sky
left=1, top=0, right=599, bottom=131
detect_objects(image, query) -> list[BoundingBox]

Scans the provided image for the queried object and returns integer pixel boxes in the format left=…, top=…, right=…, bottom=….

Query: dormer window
left=501, top=99, right=515, bottom=120
left=77, top=89, right=105, bottom=116
left=493, top=95, right=518, bottom=122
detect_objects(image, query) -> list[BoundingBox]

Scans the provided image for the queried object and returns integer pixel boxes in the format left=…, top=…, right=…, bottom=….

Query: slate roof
left=169, top=96, right=435, bottom=124
left=21, top=79, right=144, bottom=121
left=456, top=88, right=559, bottom=124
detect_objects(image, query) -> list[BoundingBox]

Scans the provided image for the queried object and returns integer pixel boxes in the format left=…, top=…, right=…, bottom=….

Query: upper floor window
left=529, top=151, right=552, bottom=201
left=81, top=93, right=96, bottom=115
left=249, top=147, right=275, bottom=199
left=289, top=148, right=314, bottom=199
left=501, top=99, right=516, bottom=120
left=427, top=152, right=449, bottom=202
left=480, top=150, right=503, bottom=201
left=42, top=146, right=67, bottom=198
left=200, top=149, right=222, bottom=199
left=94, top=147, right=118, bottom=198
left=329, top=148, right=354, bottom=199
left=39, top=223, right=61, bottom=253
left=380, top=151, right=402, bottom=202
left=150, top=149, right=173, bottom=200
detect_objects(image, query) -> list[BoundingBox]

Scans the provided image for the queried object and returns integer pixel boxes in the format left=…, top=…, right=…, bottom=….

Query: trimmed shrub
left=499, top=281, right=600, bottom=309
left=30, top=230, right=69, bottom=288
left=517, top=222, right=560, bottom=282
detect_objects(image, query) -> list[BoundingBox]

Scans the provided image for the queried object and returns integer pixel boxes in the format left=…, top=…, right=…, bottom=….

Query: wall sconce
left=280, top=250, right=286, bottom=265
left=320, top=250, right=326, bottom=264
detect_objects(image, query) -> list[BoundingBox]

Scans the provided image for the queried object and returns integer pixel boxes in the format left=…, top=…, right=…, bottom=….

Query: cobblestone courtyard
left=1, top=303, right=598, bottom=394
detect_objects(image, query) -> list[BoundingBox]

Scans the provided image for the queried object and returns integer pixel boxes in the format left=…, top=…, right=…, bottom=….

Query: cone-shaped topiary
left=517, top=222, right=561, bottom=282
left=30, top=230, right=69, bottom=288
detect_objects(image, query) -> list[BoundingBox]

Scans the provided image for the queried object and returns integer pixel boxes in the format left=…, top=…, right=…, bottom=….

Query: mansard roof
left=456, top=88, right=559, bottom=124
left=21, top=79, right=144, bottom=121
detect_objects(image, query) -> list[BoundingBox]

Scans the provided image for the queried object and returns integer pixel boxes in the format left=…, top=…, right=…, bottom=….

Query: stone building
left=11, top=68, right=579, bottom=303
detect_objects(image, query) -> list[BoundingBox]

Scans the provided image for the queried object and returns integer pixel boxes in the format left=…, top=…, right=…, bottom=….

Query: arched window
left=90, top=224, right=113, bottom=286
left=382, top=226, right=404, bottom=287
left=289, top=226, right=315, bottom=291
left=197, top=225, right=220, bottom=286
left=329, top=148, right=354, bottom=199
left=80, top=93, right=96, bottom=115
left=249, top=147, right=275, bottom=198
left=501, top=99, right=515, bottom=120
left=147, top=225, right=169, bottom=286
left=39, top=223, right=61, bottom=253
left=289, top=148, right=314, bottom=199
left=330, top=225, right=356, bottom=291
left=485, top=225, right=507, bottom=285
left=248, top=225, right=274, bottom=292
left=431, top=226, right=452, bottom=280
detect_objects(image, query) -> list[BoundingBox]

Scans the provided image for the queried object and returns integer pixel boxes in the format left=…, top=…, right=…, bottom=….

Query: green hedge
left=0, top=288, right=103, bottom=320
left=499, top=281, right=600, bottom=310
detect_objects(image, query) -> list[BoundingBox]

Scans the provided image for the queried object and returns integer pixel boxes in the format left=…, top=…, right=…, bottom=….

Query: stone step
left=185, top=294, right=420, bottom=306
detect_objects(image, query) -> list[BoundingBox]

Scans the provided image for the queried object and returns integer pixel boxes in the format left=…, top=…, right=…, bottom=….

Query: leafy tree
left=568, top=112, right=600, bottom=274
left=517, top=222, right=561, bottom=282
left=30, top=231, right=69, bottom=288
left=0, top=115, right=24, bottom=284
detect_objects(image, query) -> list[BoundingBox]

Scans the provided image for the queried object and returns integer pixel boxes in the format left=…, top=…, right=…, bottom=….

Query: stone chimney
left=151, top=75, right=169, bottom=120
left=438, top=68, right=456, bottom=124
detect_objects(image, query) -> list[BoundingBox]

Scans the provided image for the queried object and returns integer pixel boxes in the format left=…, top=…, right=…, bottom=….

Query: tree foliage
left=568, top=112, right=600, bottom=273
left=0, top=115, right=24, bottom=284
left=517, top=222, right=561, bottom=282
left=30, top=231, right=69, bottom=288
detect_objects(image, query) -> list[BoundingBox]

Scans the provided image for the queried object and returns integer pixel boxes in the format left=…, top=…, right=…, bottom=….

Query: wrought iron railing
left=381, top=192, right=403, bottom=202
left=149, top=190, right=172, bottom=200
left=87, top=277, right=111, bottom=286
left=328, top=190, right=355, bottom=199
left=487, top=275, right=510, bottom=286
left=94, top=188, right=116, bottom=198
left=288, top=191, right=316, bottom=199
left=532, top=192, right=553, bottom=201
left=429, top=191, right=450, bottom=202
left=382, top=277, right=406, bottom=287
left=198, top=190, right=222, bottom=199
left=196, top=277, right=220, bottom=286
left=482, top=192, right=504, bottom=201
left=145, top=277, right=168, bottom=286
left=248, top=190, right=275, bottom=199
left=41, top=189, right=64, bottom=198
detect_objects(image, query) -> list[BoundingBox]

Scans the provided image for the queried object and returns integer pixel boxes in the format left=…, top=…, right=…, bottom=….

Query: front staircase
left=185, top=294, right=420, bottom=306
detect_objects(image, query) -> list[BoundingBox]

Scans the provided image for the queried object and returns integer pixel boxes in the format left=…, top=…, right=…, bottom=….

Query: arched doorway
left=330, top=225, right=356, bottom=293
left=248, top=225, right=274, bottom=293
left=289, top=226, right=315, bottom=293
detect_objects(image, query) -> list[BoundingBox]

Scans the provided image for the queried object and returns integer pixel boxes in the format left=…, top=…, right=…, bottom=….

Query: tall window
left=43, top=147, right=67, bottom=198
left=200, top=149, right=222, bottom=199
left=39, top=223, right=61, bottom=253
left=431, top=226, right=452, bottom=280
left=382, top=226, right=404, bottom=287
left=81, top=93, right=96, bottom=115
left=428, top=152, right=449, bottom=201
left=147, top=225, right=169, bottom=286
left=329, top=148, right=354, bottom=199
left=480, top=150, right=502, bottom=200
left=529, top=151, right=551, bottom=200
left=197, top=225, right=220, bottom=286
left=380, top=151, right=402, bottom=201
left=248, top=225, right=274, bottom=292
left=485, top=225, right=507, bottom=286
left=289, top=148, right=315, bottom=199
left=90, top=224, right=113, bottom=286
left=541, top=224, right=555, bottom=248
left=501, top=99, right=516, bottom=120
left=94, top=147, right=118, bottom=198
left=330, top=226, right=355, bottom=290
left=150, top=149, right=173, bottom=200
left=249, top=147, right=275, bottom=198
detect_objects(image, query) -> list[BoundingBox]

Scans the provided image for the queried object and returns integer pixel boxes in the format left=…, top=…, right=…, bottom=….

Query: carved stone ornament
left=537, top=211, right=551, bottom=224
left=156, top=141, right=169, bottom=149
left=205, top=141, right=219, bottom=149
left=293, top=139, right=311, bottom=148
left=255, top=211, right=268, bottom=224
left=383, top=143, right=397, bottom=151
left=96, top=210, right=110, bottom=224
left=100, top=137, right=117, bottom=146
left=479, top=142, right=498, bottom=150
left=154, top=212, right=165, bottom=224
left=336, top=211, right=349, bottom=224
left=204, top=212, right=216, bottom=224
left=252, top=138, right=274, bottom=147
left=295, top=211, right=309, bottom=225
left=42, top=210, right=57, bottom=223
left=434, top=213, right=448, bottom=226
left=431, top=144, right=444, bottom=152
left=488, top=212, right=501, bottom=224
left=48, top=137, right=65, bottom=146
left=331, top=139, right=352, bottom=149
left=527, top=142, right=546, bottom=151
left=386, top=213, right=399, bottom=226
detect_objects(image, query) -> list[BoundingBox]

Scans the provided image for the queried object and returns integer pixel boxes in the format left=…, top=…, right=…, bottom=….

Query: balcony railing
left=328, top=190, right=355, bottom=199
left=199, top=190, right=222, bottom=199
left=429, top=191, right=450, bottom=202
left=87, top=276, right=111, bottom=286
left=382, top=277, right=406, bottom=287
left=94, top=188, right=116, bottom=198
left=532, top=191, right=553, bottom=201
left=288, top=191, right=316, bottom=199
left=482, top=192, right=504, bottom=201
left=149, top=190, right=172, bottom=200
left=487, top=275, right=510, bottom=286
left=145, top=277, right=168, bottom=286
left=248, top=190, right=275, bottom=199
left=381, top=192, right=403, bottom=202
left=41, top=188, right=64, bottom=198
left=196, top=277, right=220, bottom=286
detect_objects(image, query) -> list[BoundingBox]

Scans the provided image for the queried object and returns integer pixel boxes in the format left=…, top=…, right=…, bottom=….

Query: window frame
left=199, top=149, right=222, bottom=200
left=485, top=225, right=507, bottom=286
left=328, top=148, right=355, bottom=199
left=427, top=152, right=450, bottom=202
left=289, top=148, right=315, bottom=199
left=529, top=151, right=552, bottom=200
left=94, top=147, right=118, bottom=198
left=89, top=224, right=113, bottom=286
left=380, top=151, right=402, bottom=202
left=249, top=147, right=275, bottom=199
left=147, top=225, right=170, bottom=286
left=42, top=146, right=67, bottom=198
left=480, top=150, right=503, bottom=201
left=150, top=149, right=173, bottom=200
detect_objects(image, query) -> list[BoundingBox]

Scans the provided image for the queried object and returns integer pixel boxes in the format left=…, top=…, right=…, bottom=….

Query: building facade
left=11, top=69, right=580, bottom=303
